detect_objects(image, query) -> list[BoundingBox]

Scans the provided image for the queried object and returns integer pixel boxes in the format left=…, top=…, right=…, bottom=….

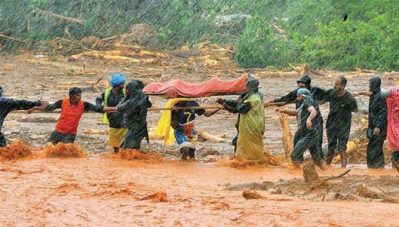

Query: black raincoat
left=367, top=77, right=387, bottom=168
left=274, top=75, right=325, bottom=158
left=0, top=86, right=41, bottom=146
left=117, top=80, right=152, bottom=149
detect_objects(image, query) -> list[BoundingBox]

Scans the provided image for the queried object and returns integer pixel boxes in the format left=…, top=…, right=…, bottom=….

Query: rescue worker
left=277, top=88, right=326, bottom=170
left=112, top=80, right=152, bottom=149
left=217, top=76, right=265, bottom=162
left=171, top=100, right=220, bottom=160
left=267, top=74, right=325, bottom=159
left=366, top=76, right=387, bottom=168
left=96, top=73, right=127, bottom=153
left=0, top=85, right=48, bottom=146
left=323, top=76, right=358, bottom=168
left=40, top=87, right=107, bottom=144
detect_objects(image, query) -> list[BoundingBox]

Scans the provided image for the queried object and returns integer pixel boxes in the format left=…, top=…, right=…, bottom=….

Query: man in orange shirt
left=43, top=87, right=110, bottom=144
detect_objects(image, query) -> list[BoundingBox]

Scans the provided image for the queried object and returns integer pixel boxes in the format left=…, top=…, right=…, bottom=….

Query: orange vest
left=55, top=98, right=85, bottom=135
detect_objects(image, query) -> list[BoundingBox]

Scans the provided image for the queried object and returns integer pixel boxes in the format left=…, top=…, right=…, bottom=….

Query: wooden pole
left=279, top=113, right=293, bottom=158
left=13, top=105, right=224, bottom=114
left=34, top=8, right=85, bottom=25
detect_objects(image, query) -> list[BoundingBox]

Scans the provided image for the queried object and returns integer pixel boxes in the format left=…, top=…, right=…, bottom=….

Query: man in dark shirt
left=367, top=76, right=387, bottom=168
left=36, top=87, right=106, bottom=144
left=267, top=74, right=325, bottom=159
left=0, top=85, right=48, bottom=146
left=277, top=88, right=325, bottom=170
left=171, top=100, right=219, bottom=160
left=96, top=73, right=127, bottom=153
left=324, top=76, right=358, bottom=168
left=114, top=80, right=152, bottom=149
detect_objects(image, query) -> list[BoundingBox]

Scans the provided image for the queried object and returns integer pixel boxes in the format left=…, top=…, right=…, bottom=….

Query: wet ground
left=0, top=53, right=399, bottom=226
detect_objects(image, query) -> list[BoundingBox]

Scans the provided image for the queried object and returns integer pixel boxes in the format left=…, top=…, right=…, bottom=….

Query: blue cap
left=109, top=73, right=126, bottom=87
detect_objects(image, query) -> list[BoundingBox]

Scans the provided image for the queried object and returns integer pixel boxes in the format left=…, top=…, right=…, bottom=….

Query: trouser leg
left=326, top=130, right=337, bottom=165
left=291, top=131, right=313, bottom=164
left=0, top=132, right=7, bottom=147
left=121, top=130, right=142, bottom=149
left=367, top=135, right=385, bottom=168
left=338, top=134, right=349, bottom=168
left=315, top=123, right=324, bottom=159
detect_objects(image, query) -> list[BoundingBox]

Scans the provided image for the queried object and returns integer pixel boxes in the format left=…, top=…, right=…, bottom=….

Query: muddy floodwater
left=0, top=54, right=399, bottom=226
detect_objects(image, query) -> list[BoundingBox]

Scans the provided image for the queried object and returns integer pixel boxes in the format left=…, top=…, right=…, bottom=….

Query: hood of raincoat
left=369, top=76, right=381, bottom=94
left=126, top=80, right=145, bottom=97
left=246, top=75, right=260, bottom=92
left=297, top=74, right=311, bottom=88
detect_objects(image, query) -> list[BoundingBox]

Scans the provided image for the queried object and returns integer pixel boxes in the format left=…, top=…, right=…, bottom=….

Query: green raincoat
left=222, top=92, right=265, bottom=162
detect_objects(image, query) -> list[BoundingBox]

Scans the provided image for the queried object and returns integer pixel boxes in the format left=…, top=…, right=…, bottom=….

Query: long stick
left=149, top=105, right=222, bottom=111
left=264, top=102, right=288, bottom=107
left=12, top=105, right=224, bottom=114
left=34, top=8, right=85, bottom=25
left=0, top=33, right=26, bottom=43
left=324, top=169, right=351, bottom=181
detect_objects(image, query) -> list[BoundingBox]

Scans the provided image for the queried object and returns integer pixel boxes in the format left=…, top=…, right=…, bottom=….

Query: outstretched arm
left=84, top=102, right=105, bottom=113
left=276, top=108, right=297, bottom=116
left=217, top=98, right=251, bottom=114
left=7, top=98, right=43, bottom=111
left=26, top=99, right=60, bottom=113
left=203, top=108, right=221, bottom=117
left=353, top=91, right=372, bottom=97
left=268, top=89, right=298, bottom=105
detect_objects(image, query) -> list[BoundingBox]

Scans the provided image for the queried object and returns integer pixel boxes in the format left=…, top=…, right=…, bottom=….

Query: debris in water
left=119, top=149, right=161, bottom=162
left=0, top=140, right=32, bottom=160
left=302, top=160, right=320, bottom=183
left=356, top=185, right=381, bottom=199
left=141, top=191, right=168, bottom=202
left=43, top=143, right=85, bottom=158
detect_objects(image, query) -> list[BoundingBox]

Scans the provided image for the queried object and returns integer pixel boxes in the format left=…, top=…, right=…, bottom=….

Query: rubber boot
left=340, top=150, right=347, bottom=168
left=188, top=148, right=195, bottom=160
left=392, top=152, right=399, bottom=173
left=180, top=147, right=189, bottom=160
left=325, top=150, right=335, bottom=165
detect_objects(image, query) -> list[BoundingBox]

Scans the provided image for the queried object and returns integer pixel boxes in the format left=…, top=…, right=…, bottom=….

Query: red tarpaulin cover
left=143, top=75, right=248, bottom=98
left=387, top=87, right=399, bottom=151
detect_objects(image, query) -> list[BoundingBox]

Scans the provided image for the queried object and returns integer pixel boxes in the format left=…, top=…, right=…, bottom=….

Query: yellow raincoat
left=236, top=93, right=265, bottom=162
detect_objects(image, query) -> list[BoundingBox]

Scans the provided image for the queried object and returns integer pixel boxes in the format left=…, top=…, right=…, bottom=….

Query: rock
left=197, top=147, right=220, bottom=158
left=227, top=181, right=276, bottom=191
left=268, top=188, right=282, bottom=195
left=242, top=190, right=263, bottom=199
left=356, top=185, right=381, bottom=199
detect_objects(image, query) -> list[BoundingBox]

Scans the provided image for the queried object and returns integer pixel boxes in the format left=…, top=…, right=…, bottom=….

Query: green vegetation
left=1, top=0, right=398, bottom=70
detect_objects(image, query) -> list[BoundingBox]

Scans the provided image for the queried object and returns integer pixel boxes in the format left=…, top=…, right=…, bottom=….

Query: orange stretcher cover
left=143, top=75, right=248, bottom=98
